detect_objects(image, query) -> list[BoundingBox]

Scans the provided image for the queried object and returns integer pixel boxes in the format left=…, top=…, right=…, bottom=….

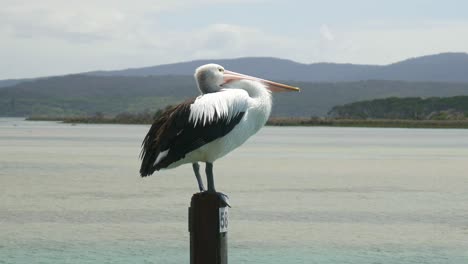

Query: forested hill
left=329, top=96, right=468, bottom=120
left=3, top=74, right=468, bottom=117
left=0, top=75, right=195, bottom=117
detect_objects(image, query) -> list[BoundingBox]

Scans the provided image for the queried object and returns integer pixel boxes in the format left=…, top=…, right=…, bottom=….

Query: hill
left=87, top=52, right=468, bottom=83
left=0, top=75, right=194, bottom=117
left=329, top=96, right=468, bottom=120
left=3, top=74, right=468, bottom=117
left=1, top=52, right=468, bottom=89
left=0, top=79, right=30, bottom=89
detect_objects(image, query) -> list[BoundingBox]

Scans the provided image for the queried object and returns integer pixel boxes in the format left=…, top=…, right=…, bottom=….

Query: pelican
left=139, top=64, right=299, bottom=199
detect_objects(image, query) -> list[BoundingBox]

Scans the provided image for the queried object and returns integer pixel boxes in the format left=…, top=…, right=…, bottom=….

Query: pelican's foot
left=217, top=192, right=231, bottom=208
left=201, top=190, right=231, bottom=207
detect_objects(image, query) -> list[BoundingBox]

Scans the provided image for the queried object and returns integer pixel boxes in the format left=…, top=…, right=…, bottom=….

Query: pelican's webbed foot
left=217, top=192, right=231, bottom=207
left=205, top=162, right=230, bottom=207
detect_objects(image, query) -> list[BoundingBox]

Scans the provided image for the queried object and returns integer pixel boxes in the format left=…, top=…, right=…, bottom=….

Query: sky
left=1, top=0, right=468, bottom=79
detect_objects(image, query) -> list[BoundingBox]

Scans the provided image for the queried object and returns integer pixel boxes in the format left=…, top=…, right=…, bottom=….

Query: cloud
left=0, top=0, right=266, bottom=42
left=337, top=20, right=468, bottom=64
left=319, top=24, right=335, bottom=41
left=0, top=1, right=133, bottom=42
left=180, top=24, right=299, bottom=59
left=115, top=23, right=302, bottom=64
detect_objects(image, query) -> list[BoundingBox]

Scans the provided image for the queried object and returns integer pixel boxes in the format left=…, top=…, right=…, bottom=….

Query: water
left=1, top=118, right=467, bottom=263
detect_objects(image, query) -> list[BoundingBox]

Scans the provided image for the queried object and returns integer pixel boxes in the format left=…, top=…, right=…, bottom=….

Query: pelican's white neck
left=224, top=80, right=271, bottom=99
left=224, top=80, right=272, bottom=128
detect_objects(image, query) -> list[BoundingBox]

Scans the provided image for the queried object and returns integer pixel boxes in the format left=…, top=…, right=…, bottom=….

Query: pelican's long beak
left=223, top=70, right=300, bottom=92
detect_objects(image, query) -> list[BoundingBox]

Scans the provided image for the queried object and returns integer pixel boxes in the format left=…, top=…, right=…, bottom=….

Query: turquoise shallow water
left=1, top=118, right=468, bottom=263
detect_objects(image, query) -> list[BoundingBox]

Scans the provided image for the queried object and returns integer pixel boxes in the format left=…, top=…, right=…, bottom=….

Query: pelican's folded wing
left=140, top=89, right=250, bottom=175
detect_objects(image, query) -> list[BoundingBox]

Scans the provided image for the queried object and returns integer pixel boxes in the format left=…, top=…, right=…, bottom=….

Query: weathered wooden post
left=189, top=192, right=229, bottom=264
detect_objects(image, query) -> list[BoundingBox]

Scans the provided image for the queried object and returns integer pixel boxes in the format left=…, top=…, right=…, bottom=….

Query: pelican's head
left=194, top=63, right=300, bottom=94
left=194, top=64, right=226, bottom=94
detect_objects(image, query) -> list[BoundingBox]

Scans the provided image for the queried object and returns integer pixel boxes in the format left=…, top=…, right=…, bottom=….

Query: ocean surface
left=1, top=118, right=467, bottom=264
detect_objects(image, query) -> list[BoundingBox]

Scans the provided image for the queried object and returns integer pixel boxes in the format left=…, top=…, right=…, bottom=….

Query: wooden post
left=189, top=192, right=228, bottom=264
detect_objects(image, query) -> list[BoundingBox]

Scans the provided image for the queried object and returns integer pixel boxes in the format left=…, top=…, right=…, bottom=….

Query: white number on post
left=219, top=207, right=228, bottom=233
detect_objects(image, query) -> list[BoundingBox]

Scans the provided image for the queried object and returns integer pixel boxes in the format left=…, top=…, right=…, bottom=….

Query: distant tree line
left=27, top=103, right=468, bottom=128
left=27, top=105, right=174, bottom=124
left=328, top=96, right=468, bottom=120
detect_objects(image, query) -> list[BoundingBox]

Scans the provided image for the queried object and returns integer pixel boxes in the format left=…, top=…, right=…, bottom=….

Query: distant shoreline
left=267, top=117, right=468, bottom=128
left=24, top=116, right=468, bottom=129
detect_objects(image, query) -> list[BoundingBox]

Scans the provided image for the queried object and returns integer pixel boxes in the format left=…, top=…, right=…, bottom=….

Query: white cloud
left=320, top=24, right=335, bottom=41
left=0, top=0, right=265, bottom=42
left=337, top=20, right=468, bottom=64
left=0, top=1, right=161, bottom=42
left=181, top=24, right=299, bottom=59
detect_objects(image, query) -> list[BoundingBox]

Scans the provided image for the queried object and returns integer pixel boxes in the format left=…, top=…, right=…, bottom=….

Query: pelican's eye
left=218, top=68, right=224, bottom=72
